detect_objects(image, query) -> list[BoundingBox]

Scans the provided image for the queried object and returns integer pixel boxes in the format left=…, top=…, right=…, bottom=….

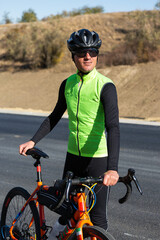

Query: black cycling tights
left=59, top=152, right=109, bottom=230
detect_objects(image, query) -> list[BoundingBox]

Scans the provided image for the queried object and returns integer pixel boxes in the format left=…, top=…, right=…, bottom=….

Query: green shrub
left=20, top=9, right=37, bottom=23
left=33, top=29, right=64, bottom=68
left=125, top=11, right=160, bottom=63
left=2, top=26, right=32, bottom=61
left=2, top=12, right=12, bottom=24
left=155, top=0, right=160, bottom=10
left=102, top=11, right=160, bottom=66
left=42, top=5, right=104, bottom=20
left=2, top=25, right=65, bottom=69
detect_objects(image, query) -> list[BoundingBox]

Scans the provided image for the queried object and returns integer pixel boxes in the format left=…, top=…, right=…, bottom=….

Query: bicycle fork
left=58, top=192, right=96, bottom=240
left=76, top=193, right=96, bottom=240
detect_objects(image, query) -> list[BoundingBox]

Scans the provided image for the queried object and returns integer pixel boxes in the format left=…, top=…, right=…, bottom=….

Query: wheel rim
left=3, top=195, right=37, bottom=240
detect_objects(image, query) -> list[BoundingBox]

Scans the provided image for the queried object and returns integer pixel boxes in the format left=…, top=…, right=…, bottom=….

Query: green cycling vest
left=65, top=68, right=113, bottom=157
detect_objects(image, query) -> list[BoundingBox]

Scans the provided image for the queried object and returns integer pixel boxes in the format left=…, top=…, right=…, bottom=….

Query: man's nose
left=84, top=52, right=91, bottom=58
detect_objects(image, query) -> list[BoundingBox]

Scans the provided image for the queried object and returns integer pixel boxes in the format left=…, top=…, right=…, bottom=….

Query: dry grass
left=0, top=11, right=160, bottom=121
left=0, top=11, right=138, bottom=70
left=0, top=59, right=160, bottom=121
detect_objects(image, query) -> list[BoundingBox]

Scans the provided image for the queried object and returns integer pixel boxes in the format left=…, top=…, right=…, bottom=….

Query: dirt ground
left=0, top=59, right=160, bottom=122
left=0, top=11, right=159, bottom=122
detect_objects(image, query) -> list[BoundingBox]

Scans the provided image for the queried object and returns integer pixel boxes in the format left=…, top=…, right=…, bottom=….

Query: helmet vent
left=67, top=29, right=102, bottom=52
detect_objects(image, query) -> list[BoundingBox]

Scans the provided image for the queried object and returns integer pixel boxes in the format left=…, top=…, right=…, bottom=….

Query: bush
left=124, top=11, right=160, bottom=63
left=99, top=47, right=137, bottom=67
left=42, top=5, right=104, bottom=20
left=101, top=11, right=160, bottom=66
left=100, top=37, right=160, bottom=67
left=2, top=25, right=65, bottom=69
left=33, top=29, right=64, bottom=68
left=2, top=12, right=12, bottom=24
left=2, top=26, right=32, bottom=61
left=20, top=9, right=37, bottom=23
left=155, top=0, right=160, bottom=10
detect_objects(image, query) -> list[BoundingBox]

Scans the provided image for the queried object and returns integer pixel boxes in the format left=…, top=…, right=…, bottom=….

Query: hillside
left=0, top=11, right=144, bottom=70
left=0, top=11, right=160, bottom=122
left=0, top=59, right=159, bottom=122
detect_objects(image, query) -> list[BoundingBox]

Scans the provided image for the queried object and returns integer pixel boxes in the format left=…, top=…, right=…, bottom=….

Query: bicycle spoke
left=1, top=187, right=40, bottom=240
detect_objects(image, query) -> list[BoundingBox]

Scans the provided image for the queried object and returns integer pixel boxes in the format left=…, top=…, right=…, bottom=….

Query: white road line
left=124, top=233, right=153, bottom=240
left=120, top=118, right=160, bottom=126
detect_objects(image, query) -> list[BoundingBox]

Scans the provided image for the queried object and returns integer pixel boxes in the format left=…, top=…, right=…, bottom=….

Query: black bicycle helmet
left=67, top=29, right=102, bottom=52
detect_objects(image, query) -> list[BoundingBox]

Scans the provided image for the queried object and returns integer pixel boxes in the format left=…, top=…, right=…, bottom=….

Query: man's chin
left=81, top=66, right=93, bottom=73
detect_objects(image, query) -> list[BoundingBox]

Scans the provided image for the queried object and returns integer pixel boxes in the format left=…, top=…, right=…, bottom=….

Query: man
left=19, top=29, right=120, bottom=237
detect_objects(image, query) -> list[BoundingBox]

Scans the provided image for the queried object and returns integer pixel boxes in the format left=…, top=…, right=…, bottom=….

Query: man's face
left=73, top=49, right=98, bottom=73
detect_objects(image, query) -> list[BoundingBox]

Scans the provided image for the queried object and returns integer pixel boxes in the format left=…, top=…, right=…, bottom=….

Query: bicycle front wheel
left=1, top=187, right=41, bottom=240
left=69, top=225, right=115, bottom=240
left=82, top=225, right=116, bottom=240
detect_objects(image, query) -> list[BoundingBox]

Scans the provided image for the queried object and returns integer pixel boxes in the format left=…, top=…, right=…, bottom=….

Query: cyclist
left=19, top=29, right=120, bottom=238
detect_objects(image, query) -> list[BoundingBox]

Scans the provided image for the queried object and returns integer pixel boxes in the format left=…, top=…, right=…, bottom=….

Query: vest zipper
left=76, top=78, right=83, bottom=156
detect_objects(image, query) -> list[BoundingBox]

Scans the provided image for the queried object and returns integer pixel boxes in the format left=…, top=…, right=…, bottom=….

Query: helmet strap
left=72, top=53, right=75, bottom=61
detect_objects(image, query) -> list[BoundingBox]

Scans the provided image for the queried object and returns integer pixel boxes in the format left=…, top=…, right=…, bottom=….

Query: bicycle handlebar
left=26, top=147, right=143, bottom=204
left=118, top=168, right=143, bottom=203
left=64, top=168, right=143, bottom=204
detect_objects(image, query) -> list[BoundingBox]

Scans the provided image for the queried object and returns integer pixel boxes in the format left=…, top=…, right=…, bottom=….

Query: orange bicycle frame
left=9, top=160, right=47, bottom=240
left=58, top=192, right=96, bottom=240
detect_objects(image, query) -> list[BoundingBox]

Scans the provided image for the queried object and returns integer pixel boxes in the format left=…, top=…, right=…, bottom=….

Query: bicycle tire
left=68, top=225, right=115, bottom=240
left=1, top=187, right=41, bottom=240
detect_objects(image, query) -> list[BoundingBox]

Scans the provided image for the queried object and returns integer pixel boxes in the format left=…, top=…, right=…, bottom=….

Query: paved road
left=0, top=113, right=160, bottom=239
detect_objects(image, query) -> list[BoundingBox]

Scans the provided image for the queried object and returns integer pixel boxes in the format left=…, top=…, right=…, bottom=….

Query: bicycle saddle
left=26, top=147, right=49, bottom=160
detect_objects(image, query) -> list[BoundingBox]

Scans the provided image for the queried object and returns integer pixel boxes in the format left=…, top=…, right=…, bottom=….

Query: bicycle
left=0, top=147, right=142, bottom=240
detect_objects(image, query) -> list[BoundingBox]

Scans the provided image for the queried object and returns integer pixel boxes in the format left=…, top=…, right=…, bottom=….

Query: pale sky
left=0, top=0, right=158, bottom=23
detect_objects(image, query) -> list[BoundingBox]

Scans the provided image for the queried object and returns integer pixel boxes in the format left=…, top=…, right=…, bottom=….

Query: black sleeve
left=31, top=79, right=67, bottom=144
left=101, top=83, right=120, bottom=171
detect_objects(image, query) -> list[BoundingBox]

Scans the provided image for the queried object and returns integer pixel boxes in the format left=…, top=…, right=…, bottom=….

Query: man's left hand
left=103, top=170, right=119, bottom=186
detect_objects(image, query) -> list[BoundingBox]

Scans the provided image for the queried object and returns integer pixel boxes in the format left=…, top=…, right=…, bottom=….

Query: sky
left=0, top=0, right=158, bottom=23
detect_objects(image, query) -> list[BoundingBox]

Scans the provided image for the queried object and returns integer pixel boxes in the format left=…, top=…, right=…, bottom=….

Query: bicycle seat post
left=26, top=147, right=49, bottom=187
left=34, top=157, right=43, bottom=187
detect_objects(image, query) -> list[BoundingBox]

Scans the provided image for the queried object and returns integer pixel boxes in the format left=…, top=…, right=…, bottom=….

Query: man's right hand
left=19, top=140, right=35, bottom=156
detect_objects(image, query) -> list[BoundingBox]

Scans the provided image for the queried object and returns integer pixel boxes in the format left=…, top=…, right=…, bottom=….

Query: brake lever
left=132, top=174, right=143, bottom=195
left=128, top=168, right=143, bottom=195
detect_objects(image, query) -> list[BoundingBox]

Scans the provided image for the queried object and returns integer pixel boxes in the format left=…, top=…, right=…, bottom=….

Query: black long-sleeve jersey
left=31, top=80, right=120, bottom=171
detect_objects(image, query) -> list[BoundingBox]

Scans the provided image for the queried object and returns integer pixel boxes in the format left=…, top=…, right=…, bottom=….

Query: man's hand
left=19, top=140, right=35, bottom=156
left=103, top=170, right=119, bottom=186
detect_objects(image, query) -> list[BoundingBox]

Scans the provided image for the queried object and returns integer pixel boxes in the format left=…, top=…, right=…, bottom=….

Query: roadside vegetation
left=0, top=7, right=160, bottom=69
left=42, top=6, right=104, bottom=20
left=1, top=6, right=104, bottom=24
left=101, top=10, right=160, bottom=66
left=0, top=6, right=103, bottom=69
left=0, top=24, right=65, bottom=69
